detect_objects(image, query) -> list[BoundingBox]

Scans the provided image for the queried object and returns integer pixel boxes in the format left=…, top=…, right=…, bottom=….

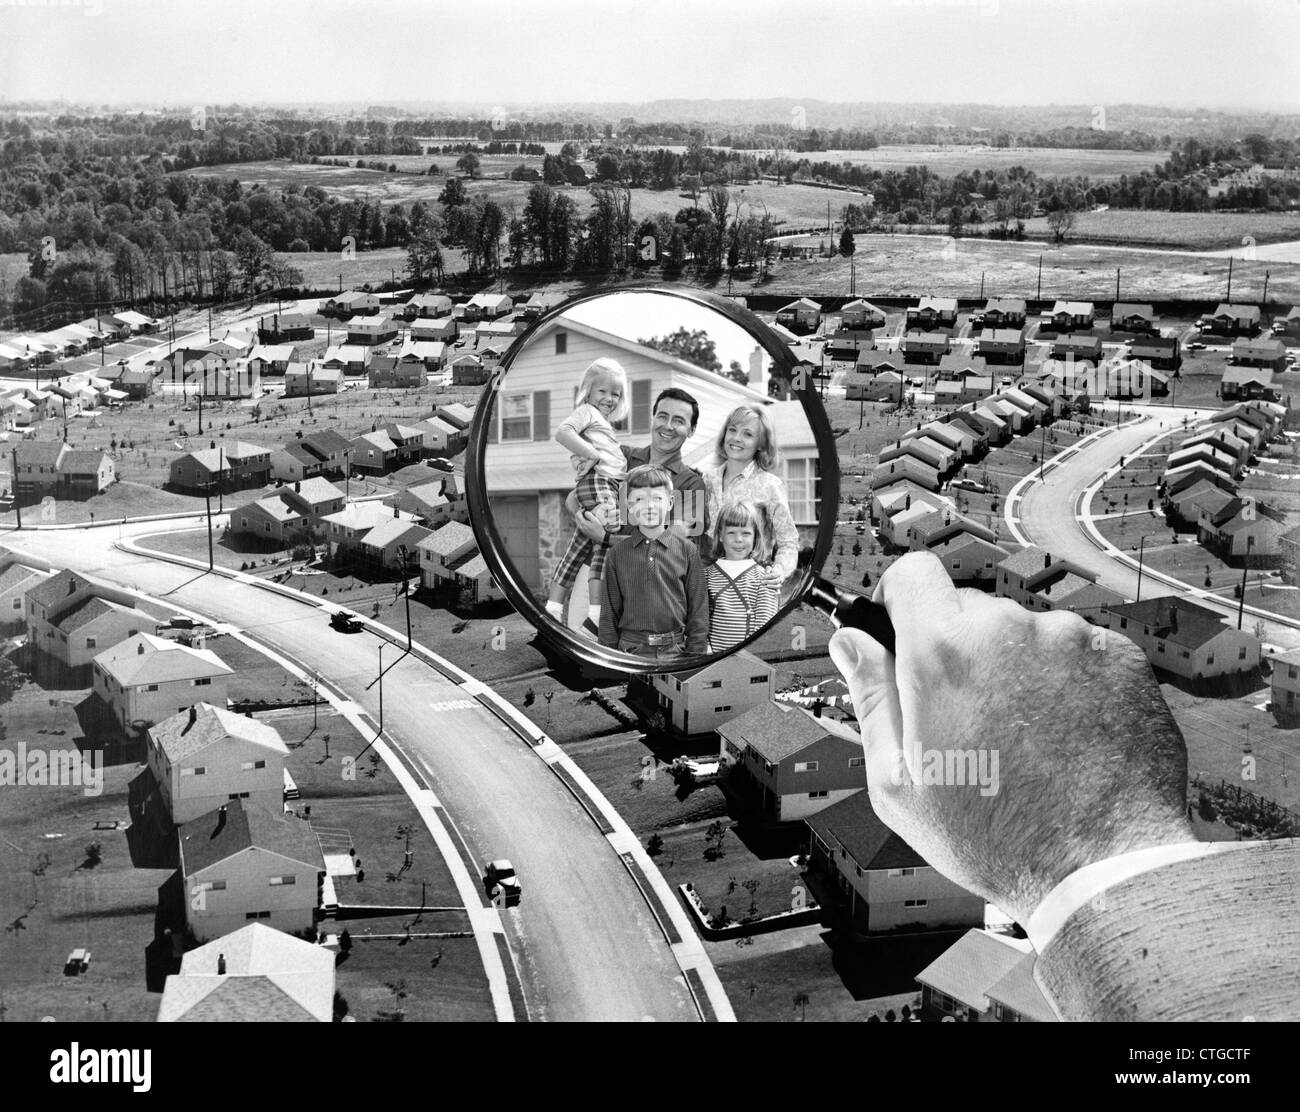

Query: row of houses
left=11, top=439, right=116, bottom=506
left=0, top=311, right=156, bottom=371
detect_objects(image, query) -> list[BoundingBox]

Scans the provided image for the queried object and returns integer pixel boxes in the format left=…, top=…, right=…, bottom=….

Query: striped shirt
left=706, top=559, right=779, bottom=652
left=702, top=460, right=800, bottom=581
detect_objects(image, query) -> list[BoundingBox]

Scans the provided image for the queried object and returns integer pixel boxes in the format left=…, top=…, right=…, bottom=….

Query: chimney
left=137, top=641, right=145, bottom=655
left=393, top=504, right=399, bottom=517
left=813, top=702, right=822, bottom=718
left=294, top=480, right=301, bottom=492
left=1169, top=603, right=1178, bottom=634
left=747, top=347, right=767, bottom=390
left=214, top=804, right=227, bottom=834
left=1043, top=551, right=1051, bottom=569
left=182, top=705, right=198, bottom=735
left=217, top=953, right=226, bottom=975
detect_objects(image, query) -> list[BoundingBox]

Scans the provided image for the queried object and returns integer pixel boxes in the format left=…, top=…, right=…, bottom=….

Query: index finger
left=873, top=551, right=969, bottom=668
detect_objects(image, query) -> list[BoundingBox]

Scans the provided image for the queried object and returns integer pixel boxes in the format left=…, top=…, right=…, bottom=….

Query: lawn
left=825, top=145, right=1162, bottom=180
left=1020, top=210, right=1300, bottom=251
left=333, top=934, right=494, bottom=1022
left=1095, top=509, right=1164, bottom=549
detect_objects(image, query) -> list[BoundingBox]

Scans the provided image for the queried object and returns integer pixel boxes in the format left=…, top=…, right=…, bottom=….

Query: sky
left=1, top=0, right=1297, bottom=112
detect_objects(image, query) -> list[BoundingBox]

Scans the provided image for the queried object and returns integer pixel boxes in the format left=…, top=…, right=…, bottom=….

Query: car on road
left=484, top=859, right=521, bottom=906
left=950, top=478, right=991, bottom=493
left=328, top=611, right=363, bottom=633
left=426, top=458, right=454, bottom=472
left=1187, top=341, right=1207, bottom=351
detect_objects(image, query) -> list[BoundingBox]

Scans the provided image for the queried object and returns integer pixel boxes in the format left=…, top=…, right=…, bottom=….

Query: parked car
left=328, top=611, right=363, bottom=633
left=950, top=477, right=991, bottom=493
left=484, top=859, right=521, bottom=906
left=426, top=458, right=454, bottom=472
left=670, top=756, right=722, bottom=784
left=1188, top=341, right=1207, bottom=351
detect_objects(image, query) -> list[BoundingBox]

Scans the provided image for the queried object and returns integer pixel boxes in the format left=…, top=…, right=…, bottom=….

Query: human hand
left=827, top=552, right=1193, bottom=925
left=572, top=455, right=597, bottom=477
left=754, top=565, right=785, bottom=591
left=574, top=508, right=608, bottom=543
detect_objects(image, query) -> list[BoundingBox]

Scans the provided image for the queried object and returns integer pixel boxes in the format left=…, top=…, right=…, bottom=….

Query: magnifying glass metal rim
left=464, top=281, right=842, bottom=675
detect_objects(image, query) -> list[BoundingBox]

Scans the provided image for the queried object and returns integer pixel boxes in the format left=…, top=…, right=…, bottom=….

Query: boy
left=599, top=464, right=709, bottom=662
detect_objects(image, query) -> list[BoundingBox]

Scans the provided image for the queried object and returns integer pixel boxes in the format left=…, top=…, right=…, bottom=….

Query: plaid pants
left=552, top=471, right=620, bottom=590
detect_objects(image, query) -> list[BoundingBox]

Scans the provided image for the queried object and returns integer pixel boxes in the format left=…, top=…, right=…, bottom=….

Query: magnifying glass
left=464, top=285, right=894, bottom=674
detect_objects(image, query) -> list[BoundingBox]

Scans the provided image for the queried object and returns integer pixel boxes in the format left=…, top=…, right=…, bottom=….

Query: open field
left=333, top=934, right=494, bottom=1022
left=1020, top=211, right=1300, bottom=251
left=804, top=145, right=1165, bottom=180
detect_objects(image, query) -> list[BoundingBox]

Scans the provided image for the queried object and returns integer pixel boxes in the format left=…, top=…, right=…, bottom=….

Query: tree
left=406, top=219, right=445, bottom=284
left=438, top=177, right=468, bottom=208
left=232, top=229, right=272, bottom=291
left=646, top=833, right=664, bottom=857
left=455, top=152, right=481, bottom=178
left=839, top=225, right=856, bottom=293
left=0, top=657, right=26, bottom=705
left=793, top=990, right=810, bottom=1021
left=638, top=327, right=721, bottom=372
left=1046, top=205, right=1078, bottom=244
left=703, top=821, right=727, bottom=860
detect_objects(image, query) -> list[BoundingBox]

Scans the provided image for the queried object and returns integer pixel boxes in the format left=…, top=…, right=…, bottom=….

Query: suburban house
left=346, top=315, right=399, bottom=346
left=628, top=650, right=775, bottom=737
left=844, top=369, right=905, bottom=402
left=300, top=430, right=352, bottom=477
left=718, top=701, right=866, bottom=824
left=367, top=354, right=426, bottom=389
left=928, top=532, right=1011, bottom=586
left=1051, top=335, right=1104, bottom=366
left=319, top=345, right=372, bottom=374
left=901, top=331, right=951, bottom=364
left=905, top=420, right=974, bottom=460
left=92, top=632, right=235, bottom=734
left=1049, top=300, right=1095, bottom=331
left=1166, top=441, right=1240, bottom=480
left=404, top=293, right=453, bottom=320
left=880, top=499, right=942, bottom=548
left=231, top=495, right=307, bottom=546
left=958, top=405, right=1009, bottom=445
left=984, top=396, right=1031, bottom=434
left=281, top=477, right=346, bottom=529
left=870, top=455, right=941, bottom=494
left=980, top=298, right=1027, bottom=329
left=996, top=546, right=1123, bottom=620
left=398, top=340, right=447, bottom=371
left=937, top=354, right=990, bottom=381
left=1167, top=479, right=1239, bottom=531
left=416, top=520, right=478, bottom=589
left=871, top=478, right=942, bottom=524
left=906, top=510, right=996, bottom=551
left=411, top=415, right=466, bottom=457
left=1204, top=303, right=1261, bottom=336
left=806, top=792, right=986, bottom=937
left=380, top=423, right=426, bottom=466
left=1198, top=500, right=1284, bottom=562
left=1282, top=524, right=1300, bottom=585
left=157, top=922, right=335, bottom=1022
left=284, top=365, right=343, bottom=397
left=348, top=430, right=400, bottom=474
left=169, top=442, right=271, bottom=493
left=450, top=353, right=489, bottom=386
left=1271, top=306, right=1300, bottom=337
left=467, top=292, right=514, bottom=319
left=384, top=479, right=464, bottom=528
left=839, top=299, right=887, bottom=331
left=12, top=441, right=115, bottom=506
left=446, top=553, right=503, bottom=605
left=517, top=291, right=564, bottom=320
left=24, top=570, right=157, bottom=672
left=323, top=290, right=380, bottom=317
left=1229, top=338, right=1287, bottom=375
left=879, top=435, right=956, bottom=475
left=321, top=502, right=418, bottom=561
left=355, top=517, right=432, bottom=572
left=775, top=298, right=822, bottom=333
left=975, top=330, right=1025, bottom=364
left=1129, top=335, right=1182, bottom=371
left=916, top=929, right=1056, bottom=1022
left=1162, top=463, right=1237, bottom=499
left=825, top=329, right=882, bottom=362
left=0, top=561, right=46, bottom=635
left=482, top=314, right=819, bottom=595
left=247, top=344, right=298, bottom=376
left=410, top=317, right=457, bottom=342
left=1111, top=303, right=1157, bottom=332
left=111, top=310, right=158, bottom=333
left=177, top=799, right=324, bottom=943
left=906, top=297, right=959, bottom=330
left=119, top=366, right=158, bottom=399
left=147, top=702, right=289, bottom=825
left=1270, top=647, right=1300, bottom=724
left=270, top=442, right=326, bottom=484
left=1180, top=426, right=1251, bottom=468
left=1101, top=597, right=1262, bottom=680
left=257, top=313, right=315, bottom=342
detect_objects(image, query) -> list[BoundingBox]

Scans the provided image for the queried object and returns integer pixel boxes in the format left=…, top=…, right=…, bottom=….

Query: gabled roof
left=278, top=442, right=321, bottom=467
left=916, top=929, right=1037, bottom=1013
left=914, top=296, right=958, bottom=313
left=929, top=532, right=1010, bottom=561
left=14, top=440, right=66, bottom=467
left=0, top=563, right=44, bottom=597
left=26, top=568, right=92, bottom=610
left=1050, top=300, right=1094, bottom=316
left=359, top=518, right=431, bottom=551
left=94, top=632, right=233, bottom=687
left=290, top=476, right=344, bottom=506
left=178, top=798, right=322, bottom=876
left=805, top=790, right=926, bottom=871
left=716, top=700, right=834, bottom=763
left=246, top=495, right=305, bottom=525
left=302, top=429, right=351, bottom=455
left=983, top=297, right=1027, bottom=313
left=778, top=297, right=821, bottom=312
left=322, top=502, right=411, bottom=533
left=54, top=595, right=152, bottom=634
left=150, top=702, right=288, bottom=763
left=352, top=430, right=398, bottom=453
left=1105, top=596, right=1233, bottom=651
left=59, top=449, right=111, bottom=473
left=1112, top=303, right=1155, bottom=319
left=417, top=520, right=476, bottom=556
left=1212, top=303, right=1261, bottom=321
left=977, top=329, right=1024, bottom=346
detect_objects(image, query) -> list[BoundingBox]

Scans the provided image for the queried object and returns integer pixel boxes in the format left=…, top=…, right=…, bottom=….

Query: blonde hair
left=711, top=500, right=770, bottom=562
left=575, top=357, right=630, bottom=424
left=714, top=404, right=781, bottom=471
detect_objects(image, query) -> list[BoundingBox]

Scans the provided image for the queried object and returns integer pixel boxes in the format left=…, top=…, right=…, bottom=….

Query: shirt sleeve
left=557, top=403, right=596, bottom=439
left=761, top=474, right=801, bottom=581
left=754, top=581, right=778, bottom=629
left=683, top=543, right=709, bottom=655
left=599, top=552, right=622, bottom=648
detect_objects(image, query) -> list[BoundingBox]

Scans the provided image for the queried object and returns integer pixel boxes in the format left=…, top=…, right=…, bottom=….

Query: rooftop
left=150, top=702, right=288, bottom=763
left=805, top=790, right=927, bottom=871
left=178, top=797, right=322, bottom=877
left=94, top=632, right=233, bottom=687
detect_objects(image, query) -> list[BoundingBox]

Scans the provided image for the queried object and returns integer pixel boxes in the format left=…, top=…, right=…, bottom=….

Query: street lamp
left=1135, top=534, right=1146, bottom=602
left=377, top=641, right=385, bottom=737
left=397, top=544, right=413, bottom=651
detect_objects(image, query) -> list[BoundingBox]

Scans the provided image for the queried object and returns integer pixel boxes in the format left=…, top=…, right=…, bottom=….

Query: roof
left=977, top=329, right=1024, bottom=346
left=454, top=553, right=491, bottom=579
left=929, top=532, right=1010, bottom=560
left=0, top=563, right=44, bottom=597
left=716, top=700, right=833, bottom=763
left=984, top=297, right=1027, bottom=312
left=302, top=429, right=351, bottom=455
left=59, top=448, right=111, bottom=473
left=15, top=440, right=66, bottom=467
left=1050, top=300, right=1094, bottom=316
left=54, top=595, right=152, bottom=634
left=26, top=569, right=92, bottom=610
left=290, top=476, right=344, bottom=506
left=915, top=929, right=1037, bottom=1013
left=322, top=502, right=411, bottom=533
left=149, top=702, right=288, bottom=763
left=93, top=632, right=234, bottom=687
left=417, top=520, right=477, bottom=556
left=778, top=298, right=821, bottom=312
left=278, top=442, right=321, bottom=467
left=999, top=545, right=1059, bottom=579
left=246, top=495, right=304, bottom=524
left=804, top=791, right=927, bottom=871
left=1113, top=303, right=1155, bottom=318
left=178, top=798, right=322, bottom=877
left=1105, top=596, right=1233, bottom=651
left=1213, top=303, right=1261, bottom=321
left=915, top=296, right=958, bottom=312
left=359, top=518, right=431, bottom=551
left=352, top=430, right=398, bottom=453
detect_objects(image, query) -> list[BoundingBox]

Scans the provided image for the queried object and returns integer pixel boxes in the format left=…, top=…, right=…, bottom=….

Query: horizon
left=0, top=0, right=1296, bottom=115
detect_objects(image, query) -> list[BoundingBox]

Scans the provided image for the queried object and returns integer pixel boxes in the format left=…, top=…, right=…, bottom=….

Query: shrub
left=646, top=833, right=664, bottom=857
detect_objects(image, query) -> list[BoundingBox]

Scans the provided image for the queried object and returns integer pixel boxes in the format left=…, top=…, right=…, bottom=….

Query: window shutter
left=631, top=378, right=651, bottom=432
left=532, top=390, right=550, bottom=442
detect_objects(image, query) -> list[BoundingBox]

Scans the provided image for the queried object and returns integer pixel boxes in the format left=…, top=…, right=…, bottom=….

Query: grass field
left=1020, top=211, right=1300, bottom=251
left=798, top=145, right=1165, bottom=180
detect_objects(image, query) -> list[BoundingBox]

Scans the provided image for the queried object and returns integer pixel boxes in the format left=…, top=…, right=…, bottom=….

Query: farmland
left=780, top=144, right=1165, bottom=180
left=1019, top=210, right=1300, bottom=251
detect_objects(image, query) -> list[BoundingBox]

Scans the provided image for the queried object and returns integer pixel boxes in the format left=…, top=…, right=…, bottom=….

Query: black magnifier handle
left=807, top=577, right=896, bottom=658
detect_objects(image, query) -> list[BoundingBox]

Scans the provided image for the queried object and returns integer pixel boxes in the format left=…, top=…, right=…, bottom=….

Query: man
left=829, top=552, right=1300, bottom=1021
left=567, top=386, right=707, bottom=552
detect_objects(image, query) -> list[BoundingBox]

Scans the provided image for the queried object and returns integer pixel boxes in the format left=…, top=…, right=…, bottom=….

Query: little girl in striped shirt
left=706, top=501, right=779, bottom=653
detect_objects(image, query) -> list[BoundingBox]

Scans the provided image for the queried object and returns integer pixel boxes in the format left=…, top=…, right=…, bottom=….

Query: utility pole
left=398, top=546, right=413, bottom=651
left=11, top=448, right=21, bottom=529
left=1262, top=270, right=1270, bottom=305
left=1226, top=256, right=1233, bottom=302
left=1115, top=266, right=1120, bottom=302
left=1036, top=255, right=1043, bottom=301
left=979, top=271, right=984, bottom=299
left=1136, top=535, right=1146, bottom=602
left=1038, top=421, right=1046, bottom=482
left=1237, top=562, right=1249, bottom=630
left=204, top=477, right=215, bottom=571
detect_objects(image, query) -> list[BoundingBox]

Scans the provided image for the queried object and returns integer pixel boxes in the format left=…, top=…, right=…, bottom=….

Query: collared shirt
left=702, top=459, right=801, bottom=581
left=621, top=443, right=708, bottom=550
left=599, top=527, right=709, bottom=654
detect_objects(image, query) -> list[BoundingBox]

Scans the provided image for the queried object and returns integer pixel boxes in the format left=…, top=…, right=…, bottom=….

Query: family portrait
left=481, top=289, right=821, bottom=664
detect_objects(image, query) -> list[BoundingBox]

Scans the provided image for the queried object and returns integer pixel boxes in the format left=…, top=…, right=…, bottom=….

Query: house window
left=951, top=560, right=961, bottom=569
left=808, top=790, right=829, bottom=799
left=1119, top=618, right=1127, bottom=629
left=269, top=875, right=296, bottom=886
left=704, top=680, right=722, bottom=689
left=1157, top=641, right=1165, bottom=653
left=749, top=674, right=768, bottom=685
left=782, top=458, right=819, bottom=524
left=888, top=868, right=916, bottom=877
left=241, top=760, right=267, bottom=770
left=85, top=637, right=96, bottom=648
left=1239, top=646, right=1248, bottom=660
left=207, top=880, right=226, bottom=891
left=714, top=705, right=732, bottom=713
left=793, top=761, right=819, bottom=772
left=228, top=791, right=249, bottom=800
left=194, top=678, right=211, bottom=686
left=245, top=910, right=271, bottom=920
left=904, top=898, right=928, bottom=908
left=10, top=599, right=19, bottom=610
left=555, top=333, right=567, bottom=355
left=1207, top=652, right=1215, bottom=665
left=849, top=757, right=865, bottom=768
left=1180, top=650, right=1190, bottom=659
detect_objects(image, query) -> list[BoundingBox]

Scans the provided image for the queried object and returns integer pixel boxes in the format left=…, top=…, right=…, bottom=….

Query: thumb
left=828, top=626, right=909, bottom=791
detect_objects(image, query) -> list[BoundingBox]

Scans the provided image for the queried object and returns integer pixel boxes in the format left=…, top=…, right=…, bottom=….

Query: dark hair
left=625, top=463, right=674, bottom=493
left=653, top=387, right=699, bottom=433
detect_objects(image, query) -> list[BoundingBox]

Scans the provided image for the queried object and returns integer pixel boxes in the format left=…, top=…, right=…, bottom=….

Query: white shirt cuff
left=1026, top=840, right=1260, bottom=953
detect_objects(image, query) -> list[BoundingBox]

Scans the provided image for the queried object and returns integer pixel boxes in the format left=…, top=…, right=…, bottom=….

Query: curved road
left=1013, top=406, right=1300, bottom=651
left=4, top=520, right=700, bottom=1022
